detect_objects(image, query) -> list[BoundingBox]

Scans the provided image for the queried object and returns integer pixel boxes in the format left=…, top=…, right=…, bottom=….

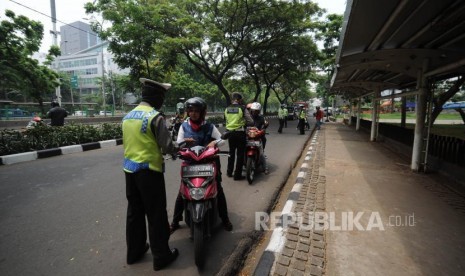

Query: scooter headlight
left=190, top=188, right=206, bottom=200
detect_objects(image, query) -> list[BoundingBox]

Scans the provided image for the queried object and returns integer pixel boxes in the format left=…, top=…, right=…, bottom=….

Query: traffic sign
left=71, top=75, right=79, bottom=89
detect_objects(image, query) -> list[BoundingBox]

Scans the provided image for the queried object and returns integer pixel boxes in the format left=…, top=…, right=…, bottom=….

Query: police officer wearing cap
left=122, top=78, right=179, bottom=271
left=224, top=92, right=254, bottom=180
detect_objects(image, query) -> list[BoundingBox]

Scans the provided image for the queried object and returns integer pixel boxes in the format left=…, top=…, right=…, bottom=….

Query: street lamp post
left=101, top=48, right=106, bottom=116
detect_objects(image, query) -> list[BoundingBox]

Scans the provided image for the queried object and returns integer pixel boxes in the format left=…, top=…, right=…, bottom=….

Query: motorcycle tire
left=246, top=157, right=255, bottom=185
left=194, top=222, right=205, bottom=268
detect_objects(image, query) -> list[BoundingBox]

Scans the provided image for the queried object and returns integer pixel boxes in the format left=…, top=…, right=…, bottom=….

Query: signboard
left=70, top=75, right=78, bottom=89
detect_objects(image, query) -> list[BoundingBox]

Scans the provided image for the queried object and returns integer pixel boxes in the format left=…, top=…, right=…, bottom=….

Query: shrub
left=0, top=123, right=122, bottom=156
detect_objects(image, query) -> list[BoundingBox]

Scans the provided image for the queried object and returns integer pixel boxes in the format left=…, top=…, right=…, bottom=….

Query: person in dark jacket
left=46, top=101, right=68, bottom=126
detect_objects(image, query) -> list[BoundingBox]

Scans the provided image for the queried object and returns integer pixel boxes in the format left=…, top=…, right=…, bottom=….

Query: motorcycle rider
left=170, top=97, right=233, bottom=233
left=224, top=92, right=254, bottom=180
left=249, top=102, right=269, bottom=174
left=46, top=100, right=68, bottom=126
left=122, top=78, right=179, bottom=271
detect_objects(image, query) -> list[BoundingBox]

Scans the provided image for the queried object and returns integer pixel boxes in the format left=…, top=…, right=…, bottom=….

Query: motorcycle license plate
left=182, top=164, right=214, bottom=177
left=247, top=140, right=261, bottom=147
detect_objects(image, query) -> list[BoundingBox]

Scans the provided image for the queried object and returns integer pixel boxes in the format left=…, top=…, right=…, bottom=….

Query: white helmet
left=250, top=102, right=261, bottom=111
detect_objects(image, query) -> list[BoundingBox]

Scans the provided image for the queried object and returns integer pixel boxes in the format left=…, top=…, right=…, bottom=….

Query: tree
left=85, top=0, right=174, bottom=82
left=86, top=0, right=326, bottom=107
left=0, top=10, right=59, bottom=114
left=431, top=76, right=465, bottom=124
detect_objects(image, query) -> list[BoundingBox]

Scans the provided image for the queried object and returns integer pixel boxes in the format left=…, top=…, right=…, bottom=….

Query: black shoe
left=170, top=222, right=180, bottom=234
left=234, top=175, right=245, bottom=181
left=153, top=248, right=179, bottom=271
left=222, top=219, right=233, bottom=231
left=227, top=173, right=233, bottom=177
left=127, top=243, right=150, bottom=264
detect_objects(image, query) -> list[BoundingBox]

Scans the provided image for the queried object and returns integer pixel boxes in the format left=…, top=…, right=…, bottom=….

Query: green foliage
left=85, top=0, right=331, bottom=108
left=0, top=123, right=122, bottom=156
left=0, top=10, right=59, bottom=114
left=206, top=115, right=225, bottom=125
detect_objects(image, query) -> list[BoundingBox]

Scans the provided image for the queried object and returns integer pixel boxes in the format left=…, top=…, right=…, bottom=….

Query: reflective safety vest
left=299, top=110, right=306, bottom=119
left=278, top=108, right=287, bottom=119
left=181, top=121, right=214, bottom=146
left=225, top=105, right=245, bottom=131
left=122, top=105, right=163, bottom=173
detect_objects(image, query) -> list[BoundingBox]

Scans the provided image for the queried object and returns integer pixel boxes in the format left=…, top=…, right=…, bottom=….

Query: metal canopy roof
left=331, top=0, right=465, bottom=98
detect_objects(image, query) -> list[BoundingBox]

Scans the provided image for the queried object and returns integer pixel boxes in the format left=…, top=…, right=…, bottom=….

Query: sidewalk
left=253, top=122, right=465, bottom=276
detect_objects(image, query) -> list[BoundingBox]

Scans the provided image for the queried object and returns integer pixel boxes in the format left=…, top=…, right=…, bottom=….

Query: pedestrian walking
left=122, top=78, right=179, bottom=271
left=314, top=106, right=324, bottom=130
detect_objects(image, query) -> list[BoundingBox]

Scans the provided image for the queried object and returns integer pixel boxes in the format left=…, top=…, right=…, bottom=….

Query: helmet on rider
left=250, top=102, right=261, bottom=117
left=185, top=97, right=207, bottom=122
left=32, top=116, right=42, bottom=122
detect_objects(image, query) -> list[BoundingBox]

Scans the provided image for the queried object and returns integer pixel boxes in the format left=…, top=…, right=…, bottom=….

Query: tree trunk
left=431, top=75, right=465, bottom=124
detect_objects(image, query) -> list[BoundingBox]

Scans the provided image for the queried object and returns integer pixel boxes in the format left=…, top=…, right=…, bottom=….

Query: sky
left=1, top=0, right=347, bottom=54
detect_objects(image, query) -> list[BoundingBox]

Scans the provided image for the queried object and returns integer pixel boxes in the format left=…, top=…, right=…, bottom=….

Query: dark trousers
left=278, top=118, right=285, bottom=133
left=125, top=170, right=171, bottom=263
left=172, top=159, right=229, bottom=223
left=298, top=118, right=305, bottom=134
left=227, top=131, right=246, bottom=177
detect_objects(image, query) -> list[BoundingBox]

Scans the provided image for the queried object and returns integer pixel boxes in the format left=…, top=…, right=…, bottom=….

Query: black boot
left=153, top=248, right=179, bottom=271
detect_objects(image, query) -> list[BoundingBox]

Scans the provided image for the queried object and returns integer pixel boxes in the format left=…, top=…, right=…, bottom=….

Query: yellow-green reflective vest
left=225, top=105, right=245, bottom=131
left=122, top=105, right=163, bottom=173
left=299, top=110, right=306, bottom=119
left=278, top=108, right=286, bottom=119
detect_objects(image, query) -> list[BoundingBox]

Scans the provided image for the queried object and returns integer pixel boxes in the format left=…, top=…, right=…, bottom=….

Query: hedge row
left=0, top=116, right=226, bottom=156
left=0, top=123, right=122, bottom=156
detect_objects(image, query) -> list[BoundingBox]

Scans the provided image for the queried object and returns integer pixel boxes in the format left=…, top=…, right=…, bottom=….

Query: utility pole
left=101, top=47, right=106, bottom=116
left=50, top=0, right=62, bottom=106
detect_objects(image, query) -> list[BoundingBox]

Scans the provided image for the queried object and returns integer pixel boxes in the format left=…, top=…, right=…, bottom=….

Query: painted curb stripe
left=81, top=142, right=101, bottom=151
left=37, top=148, right=62, bottom=159
left=61, top=145, right=83, bottom=155
left=1, top=151, right=38, bottom=165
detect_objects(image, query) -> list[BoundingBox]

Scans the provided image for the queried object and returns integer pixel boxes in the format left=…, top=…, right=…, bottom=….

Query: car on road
left=99, top=111, right=112, bottom=116
left=286, top=106, right=297, bottom=120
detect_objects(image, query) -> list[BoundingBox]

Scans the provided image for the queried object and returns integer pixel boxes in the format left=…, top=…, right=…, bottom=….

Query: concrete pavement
left=251, top=121, right=465, bottom=276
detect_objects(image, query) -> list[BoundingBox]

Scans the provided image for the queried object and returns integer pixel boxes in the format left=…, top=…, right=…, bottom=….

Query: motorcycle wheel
left=246, top=157, right=255, bottom=185
left=194, top=222, right=205, bottom=268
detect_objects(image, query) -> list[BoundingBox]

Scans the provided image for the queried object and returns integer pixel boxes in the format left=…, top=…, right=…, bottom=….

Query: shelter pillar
left=370, top=88, right=380, bottom=141
left=356, top=97, right=361, bottom=131
left=411, top=59, right=429, bottom=172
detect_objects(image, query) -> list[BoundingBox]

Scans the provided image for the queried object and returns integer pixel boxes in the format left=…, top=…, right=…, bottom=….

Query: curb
left=0, top=138, right=123, bottom=166
left=252, top=130, right=319, bottom=275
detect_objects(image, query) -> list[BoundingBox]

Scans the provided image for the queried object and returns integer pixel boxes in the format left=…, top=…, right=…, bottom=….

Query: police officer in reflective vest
left=224, top=92, right=254, bottom=180
left=298, top=104, right=306, bottom=135
left=122, top=78, right=179, bottom=271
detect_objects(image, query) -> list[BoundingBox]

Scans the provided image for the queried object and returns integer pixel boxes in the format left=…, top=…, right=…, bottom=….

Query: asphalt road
left=0, top=118, right=311, bottom=275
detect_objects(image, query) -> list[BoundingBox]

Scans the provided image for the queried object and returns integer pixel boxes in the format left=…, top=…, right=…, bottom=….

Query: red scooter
left=177, top=145, right=223, bottom=268
left=245, top=127, right=266, bottom=184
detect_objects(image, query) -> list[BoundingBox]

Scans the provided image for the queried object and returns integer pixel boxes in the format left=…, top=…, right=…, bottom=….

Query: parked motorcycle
left=26, top=116, right=48, bottom=129
left=245, top=126, right=266, bottom=184
left=176, top=144, right=226, bottom=268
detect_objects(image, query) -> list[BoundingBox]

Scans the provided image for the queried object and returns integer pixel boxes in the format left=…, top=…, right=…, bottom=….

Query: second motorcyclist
left=249, top=102, right=269, bottom=174
left=170, top=97, right=233, bottom=233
